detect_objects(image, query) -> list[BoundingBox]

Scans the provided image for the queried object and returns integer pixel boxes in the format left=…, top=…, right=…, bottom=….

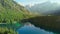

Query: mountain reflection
left=17, top=23, right=54, bottom=34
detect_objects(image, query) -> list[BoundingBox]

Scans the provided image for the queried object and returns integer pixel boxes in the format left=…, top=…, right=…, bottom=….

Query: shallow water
left=17, top=23, right=55, bottom=34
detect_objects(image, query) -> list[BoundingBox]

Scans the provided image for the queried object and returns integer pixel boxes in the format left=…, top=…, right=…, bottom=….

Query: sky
left=14, top=0, right=60, bottom=6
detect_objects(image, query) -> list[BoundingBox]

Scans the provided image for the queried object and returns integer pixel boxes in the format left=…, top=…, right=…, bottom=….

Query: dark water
left=17, top=23, right=56, bottom=34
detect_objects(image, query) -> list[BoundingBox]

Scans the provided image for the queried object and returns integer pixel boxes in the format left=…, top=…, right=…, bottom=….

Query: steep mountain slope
left=26, top=1, right=60, bottom=16
left=0, top=0, right=30, bottom=23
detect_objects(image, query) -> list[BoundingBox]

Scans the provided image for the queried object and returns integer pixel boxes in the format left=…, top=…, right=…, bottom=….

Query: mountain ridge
left=26, top=1, right=60, bottom=16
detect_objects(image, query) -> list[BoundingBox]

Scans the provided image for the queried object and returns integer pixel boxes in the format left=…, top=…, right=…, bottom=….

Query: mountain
left=0, top=0, right=31, bottom=23
left=26, top=1, right=60, bottom=16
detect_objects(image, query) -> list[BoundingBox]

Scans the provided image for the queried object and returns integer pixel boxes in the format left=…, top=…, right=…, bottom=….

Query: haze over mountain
left=26, top=1, right=60, bottom=16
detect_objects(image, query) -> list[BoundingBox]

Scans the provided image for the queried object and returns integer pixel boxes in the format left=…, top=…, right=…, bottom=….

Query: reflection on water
left=17, top=23, right=55, bottom=34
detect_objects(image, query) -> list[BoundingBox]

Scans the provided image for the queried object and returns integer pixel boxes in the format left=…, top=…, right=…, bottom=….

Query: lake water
left=17, top=23, right=57, bottom=34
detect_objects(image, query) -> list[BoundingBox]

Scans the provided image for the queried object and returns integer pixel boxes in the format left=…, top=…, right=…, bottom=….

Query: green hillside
left=0, top=0, right=30, bottom=23
left=0, top=27, right=18, bottom=34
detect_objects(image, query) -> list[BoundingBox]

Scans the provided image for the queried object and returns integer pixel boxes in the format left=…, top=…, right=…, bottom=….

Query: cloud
left=28, top=3, right=35, bottom=7
left=14, top=0, right=60, bottom=6
left=18, top=2, right=25, bottom=6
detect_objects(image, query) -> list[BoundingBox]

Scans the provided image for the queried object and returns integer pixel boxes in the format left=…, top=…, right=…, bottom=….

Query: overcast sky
left=14, top=0, right=60, bottom=6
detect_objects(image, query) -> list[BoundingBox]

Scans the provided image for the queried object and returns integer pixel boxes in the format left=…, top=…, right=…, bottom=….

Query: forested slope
left=0, top=0, right=31, bottom=23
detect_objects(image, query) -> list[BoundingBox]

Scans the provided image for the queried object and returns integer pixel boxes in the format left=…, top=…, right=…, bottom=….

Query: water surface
left=17, top=23, right=55, bottom=34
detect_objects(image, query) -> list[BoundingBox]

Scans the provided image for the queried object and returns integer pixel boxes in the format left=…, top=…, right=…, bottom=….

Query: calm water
left=17, top=23, right=56, bottom=34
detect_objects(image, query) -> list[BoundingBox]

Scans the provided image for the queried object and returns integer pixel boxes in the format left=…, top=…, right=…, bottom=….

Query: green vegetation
left=0, top=0, right=31, bottom=23
left=0, top=0, right=32, bottom=34
left=0, top=27, right=18, bottom=34
left=0, top=0, right=60, bottom=34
